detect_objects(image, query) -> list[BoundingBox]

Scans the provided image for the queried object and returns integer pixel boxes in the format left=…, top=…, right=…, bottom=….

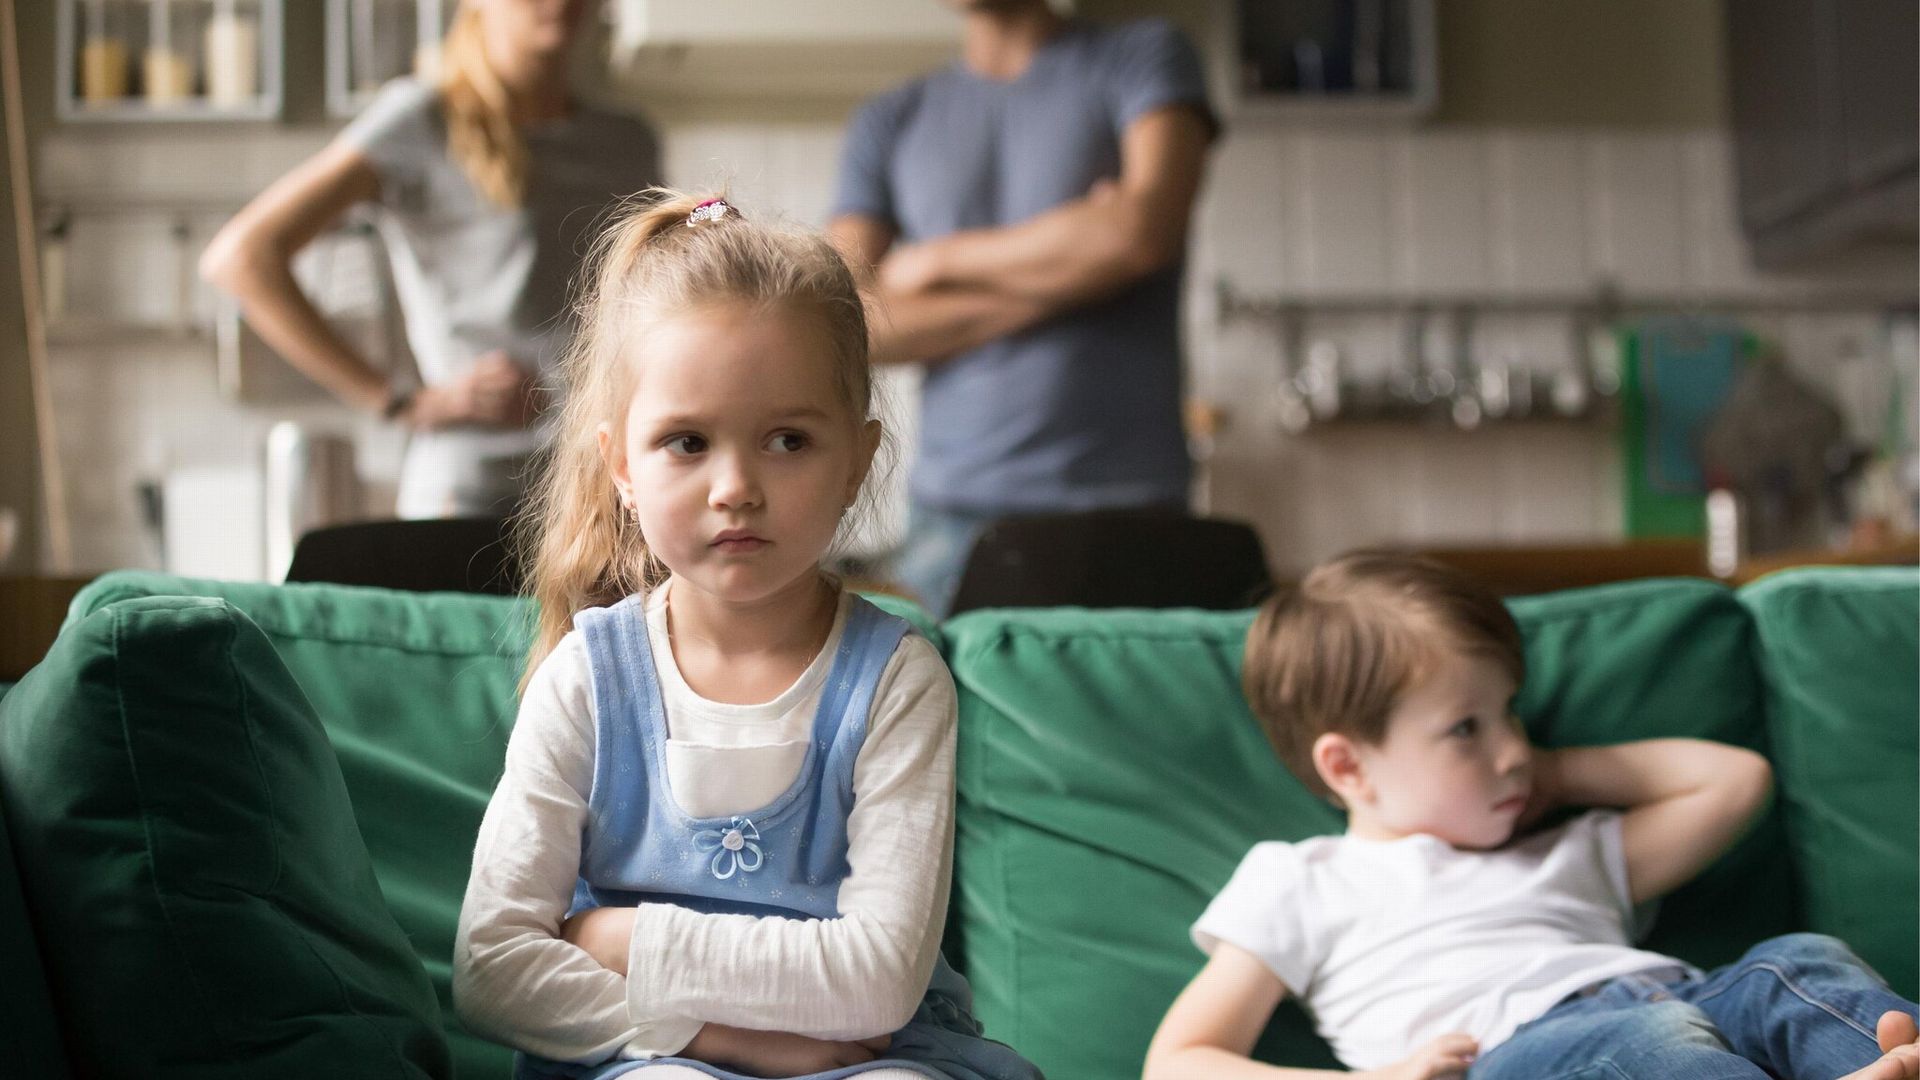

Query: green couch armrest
left=0, top=595, right=449, bottom=1077
left=0, top=757, right=71, bottom=1076
left=1741, top=566, right=1920, bottom=998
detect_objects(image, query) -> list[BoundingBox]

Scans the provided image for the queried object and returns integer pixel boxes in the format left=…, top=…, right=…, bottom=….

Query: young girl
left=451, top=190, right=1044, bottom=1080
left=203, top=0, right=661, bottom=519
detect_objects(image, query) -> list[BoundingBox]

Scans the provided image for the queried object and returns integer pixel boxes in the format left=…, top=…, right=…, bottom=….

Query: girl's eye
left=665, top=435, right=706, bottom=456
left=766, top=432, right=808, bottom=454
left=1449, top=717, right=1479, bottom=739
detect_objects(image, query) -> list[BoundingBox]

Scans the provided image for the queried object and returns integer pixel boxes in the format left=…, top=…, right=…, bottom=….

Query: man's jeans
left=1472, top=934, right=1917, bottom=1079
left=888, top=502, right=997, bottom=619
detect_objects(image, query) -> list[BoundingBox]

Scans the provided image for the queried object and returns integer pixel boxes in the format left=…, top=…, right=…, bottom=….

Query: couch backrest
left=940, top=578, right=1806, bottom=1080
left=12, top=569, right=1913, bottom=1080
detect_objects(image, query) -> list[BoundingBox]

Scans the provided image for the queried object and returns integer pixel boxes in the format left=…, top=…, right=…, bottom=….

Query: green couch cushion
left=62, top=571, right=940, bottom=1079
left=946, top=579, right=1793, bottom=1080
left=1741, top=566, right=1919, bottom=998
left=0, top=595, right=448, bottom=1077
left=67, top=574, right=540, bottom=1079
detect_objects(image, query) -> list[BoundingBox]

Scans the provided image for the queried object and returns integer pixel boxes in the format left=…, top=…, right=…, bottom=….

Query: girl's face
left=602, top=302, right=879, bottom=608
left=1338, top=650, right=1533, bottom=850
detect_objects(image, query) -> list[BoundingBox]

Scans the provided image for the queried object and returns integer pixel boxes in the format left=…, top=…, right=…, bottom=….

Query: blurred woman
left=203, top=0, right=660, bottom=518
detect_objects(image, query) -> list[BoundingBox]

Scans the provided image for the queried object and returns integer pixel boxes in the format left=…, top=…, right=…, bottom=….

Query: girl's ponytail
left=515, top=190, right=727, bottom=688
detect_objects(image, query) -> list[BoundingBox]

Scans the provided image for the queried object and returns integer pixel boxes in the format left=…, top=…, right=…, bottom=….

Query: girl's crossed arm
left=566, top=634, right=957, bottom=1041
left=453, top=635, right=705, bottom=1062
left=1144, top=945, right=1477, bottom=1080
left=1530, top=738, right=1773, bottom=904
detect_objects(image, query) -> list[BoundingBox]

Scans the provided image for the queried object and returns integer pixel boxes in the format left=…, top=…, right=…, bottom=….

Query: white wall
left=1189, top=124, right=1914, bottom=570
left=32, top=111, right=1916, bottom=577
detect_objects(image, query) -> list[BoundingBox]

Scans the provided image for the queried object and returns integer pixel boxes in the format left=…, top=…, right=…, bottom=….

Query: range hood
left=606, top=0, right=962, bottom=110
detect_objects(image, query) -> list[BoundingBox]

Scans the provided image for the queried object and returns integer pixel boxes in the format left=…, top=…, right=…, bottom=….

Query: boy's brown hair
left=1242, top=550, right=1526, bottom=803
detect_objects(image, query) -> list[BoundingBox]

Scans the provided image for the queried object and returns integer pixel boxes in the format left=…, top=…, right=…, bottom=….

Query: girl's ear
left=845, top=418, right=883, bottom=507
left=597, top=422, right=633, bottom=508
left=1312, top=732, right=1371, bottom=808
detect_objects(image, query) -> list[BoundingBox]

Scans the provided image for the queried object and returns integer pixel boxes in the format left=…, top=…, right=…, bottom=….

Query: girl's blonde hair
left=439, top=4, right=527, bottom=208
left=516, top=188, right=876, bottom=688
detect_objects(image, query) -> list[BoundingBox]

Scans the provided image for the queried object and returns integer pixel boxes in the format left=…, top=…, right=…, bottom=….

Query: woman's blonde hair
left=439, top=4, right=527, bottom=208
left=516, top=188, right=876, bottom=689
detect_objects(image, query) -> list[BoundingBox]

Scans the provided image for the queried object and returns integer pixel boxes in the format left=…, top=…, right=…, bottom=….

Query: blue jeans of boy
left=1471, top=934, right=1917, bottom=1079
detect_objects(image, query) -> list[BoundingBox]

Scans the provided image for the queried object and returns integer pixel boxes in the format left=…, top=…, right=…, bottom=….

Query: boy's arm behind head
left=1544, top=739, right=1774, bottom=905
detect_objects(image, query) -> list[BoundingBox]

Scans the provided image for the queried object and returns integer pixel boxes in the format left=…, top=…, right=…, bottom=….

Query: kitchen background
left=0, top=0, right=1914, bottom=582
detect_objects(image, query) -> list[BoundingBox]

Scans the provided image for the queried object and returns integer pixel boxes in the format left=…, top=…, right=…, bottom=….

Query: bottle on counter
left=143, top=0, right=195, bottom=105
left=204, top=0, right=258, bottom=108
left=80, top=0, right=131, bottom=103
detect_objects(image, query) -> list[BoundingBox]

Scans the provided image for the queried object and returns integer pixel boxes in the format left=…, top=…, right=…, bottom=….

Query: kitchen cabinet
left=605, top=0, right=960, bottom=109
left=1209, top=0, right=1438, bottom=122
left=55, top=0, right=283, bottom=122
left=1724, top=0, right=1918, bottom=267
left=326, top=0, right=450, bottom=118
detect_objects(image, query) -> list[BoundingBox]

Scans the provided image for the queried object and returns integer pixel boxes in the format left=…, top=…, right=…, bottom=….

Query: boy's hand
left=685, top=1023, right=890, bottom=1077
left=559, top=906, right=637, bottom=975
left=1378, top=1032, right=1477, bottom=1079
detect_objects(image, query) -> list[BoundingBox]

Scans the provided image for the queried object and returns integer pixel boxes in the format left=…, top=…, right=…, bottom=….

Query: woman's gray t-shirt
left=337, top=78, right=659, bottom=517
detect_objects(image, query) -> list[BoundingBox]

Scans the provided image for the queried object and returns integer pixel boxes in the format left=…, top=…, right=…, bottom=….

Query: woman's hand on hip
left=400, top=351, right=542, bottom=431
left=465, top=351, right=543, bottom=429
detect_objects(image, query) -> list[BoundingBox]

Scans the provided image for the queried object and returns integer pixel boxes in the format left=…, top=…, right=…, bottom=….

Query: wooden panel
left=1414, top=539, right=1707, bottom=596
left=0, top=577, right=91, bottom=682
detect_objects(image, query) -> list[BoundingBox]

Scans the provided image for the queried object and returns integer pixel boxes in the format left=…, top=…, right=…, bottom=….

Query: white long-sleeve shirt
left=453, top=588, right=957, bottom=1065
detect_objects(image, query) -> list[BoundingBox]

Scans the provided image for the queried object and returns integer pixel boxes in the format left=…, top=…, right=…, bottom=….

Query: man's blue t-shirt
left=832, top=18, right=1215, bottom=515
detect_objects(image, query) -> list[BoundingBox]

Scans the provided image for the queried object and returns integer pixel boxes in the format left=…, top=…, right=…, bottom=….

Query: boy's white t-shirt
left=1192, top=811, right=1686, bottom=1069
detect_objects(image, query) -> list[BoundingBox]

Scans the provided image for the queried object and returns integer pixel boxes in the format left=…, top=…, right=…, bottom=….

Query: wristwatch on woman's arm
left=381, top=385, right=415, bottom=421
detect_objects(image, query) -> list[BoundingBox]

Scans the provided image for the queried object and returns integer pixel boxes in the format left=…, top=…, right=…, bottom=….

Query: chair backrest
left=284, top=517, right=521, bottom=595
left=948, top=509, right=1271, bottom=614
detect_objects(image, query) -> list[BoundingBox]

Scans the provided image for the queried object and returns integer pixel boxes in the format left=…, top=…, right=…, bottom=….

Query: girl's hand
left=684, top=1023, right=890, bottom=1077
left=559, top=906, right=636, bottom=975
left=1379, top=1032, right=1477, bottom=1080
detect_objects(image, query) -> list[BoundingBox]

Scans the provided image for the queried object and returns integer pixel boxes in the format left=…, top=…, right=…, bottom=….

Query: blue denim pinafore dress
left=516, top=593, right=1042, bottom=1080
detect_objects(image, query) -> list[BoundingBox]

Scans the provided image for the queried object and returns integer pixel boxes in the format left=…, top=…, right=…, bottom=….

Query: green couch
left=2, top=568, right=1914, bottom=1079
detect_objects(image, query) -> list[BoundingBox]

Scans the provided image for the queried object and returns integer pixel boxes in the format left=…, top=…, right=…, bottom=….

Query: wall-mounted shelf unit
left=326, top=0, right=450, bottom=118
left=56, top=0, right=283, bottom=122
left=1209, top=0, right=1438, bottom=123
left=1215, top=279, right=1919, bottom=433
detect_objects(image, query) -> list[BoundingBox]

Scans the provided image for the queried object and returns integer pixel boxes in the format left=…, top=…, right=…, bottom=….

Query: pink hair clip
left=687, top=198, right=737, bottom=226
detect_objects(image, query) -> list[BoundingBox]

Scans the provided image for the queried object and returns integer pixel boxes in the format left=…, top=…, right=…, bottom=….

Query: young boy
left=1144, top=551, right=1919, bottom=1080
